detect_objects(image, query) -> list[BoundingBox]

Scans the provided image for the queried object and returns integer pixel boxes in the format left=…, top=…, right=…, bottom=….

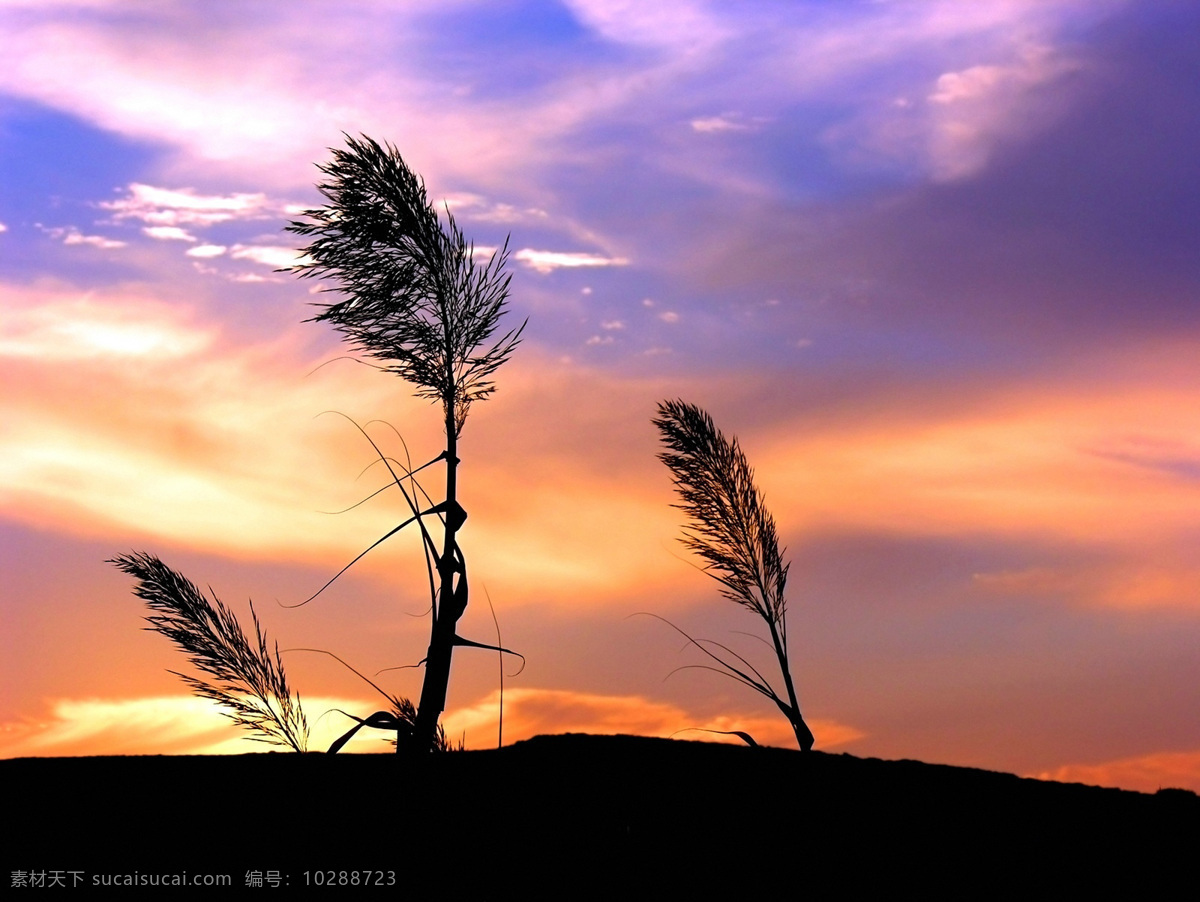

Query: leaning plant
left=110, top=551, right=309, bottom=753
left=653, top=399, right=815, bottom=752
left=286, top=135, right=524, bottom=754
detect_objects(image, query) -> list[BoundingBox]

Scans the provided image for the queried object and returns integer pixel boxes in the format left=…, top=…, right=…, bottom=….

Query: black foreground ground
left=5, top=733, right=1197, bottom=894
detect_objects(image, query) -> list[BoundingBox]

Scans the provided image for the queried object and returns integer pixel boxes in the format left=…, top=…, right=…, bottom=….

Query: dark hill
left=5, top=733, right=1196, bottom=894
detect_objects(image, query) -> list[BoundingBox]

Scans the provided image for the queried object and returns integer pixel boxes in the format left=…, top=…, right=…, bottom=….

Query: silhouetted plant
left=293, top=645, right=457, bottom=753
left=110, top=552, right=309, bottom=752
left=653, top=400, right=815, bottom=752
left=327, top=692, right=455, bottom=754
left=286, top=135, right=524, bottom=754
left=109, top=136, right=520, bottom=756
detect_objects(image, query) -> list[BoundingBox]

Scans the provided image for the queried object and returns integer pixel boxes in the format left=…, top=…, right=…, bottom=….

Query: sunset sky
left=2, top=0, right=1198, bottom=794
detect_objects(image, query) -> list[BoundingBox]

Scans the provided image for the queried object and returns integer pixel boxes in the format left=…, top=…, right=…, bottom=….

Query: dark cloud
left=674, top=2, right=1200, bottom=370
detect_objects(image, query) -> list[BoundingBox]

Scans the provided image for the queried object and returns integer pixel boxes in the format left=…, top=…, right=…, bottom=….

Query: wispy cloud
left=0, top=287, right=210, bottom=361
left=974, top=563, right=1200, bottom=610
left=562, top=0, right=728, bottom=52
left=0, top=695, right=398, bottom=758
left=439, top=192, right=549, bottom=224
left=37, top=224, right=125, bottom=249
left=185, top=244, right=227, bottom=258
left=690, top=113, right=760, bottom=134
left=0, top=307, right=674, bottom=599
left=229, top=244, right=308, bottom=269
left=143, top=225, right=195, bottom=242
left=0, top=290, right=396, bottom=561
left=514, top=249, right=629, bottom=273
left=759, top=380, right=1200, bottom=556
left=101, top=183, right=275, bottom=228
left=0, top=0, right=1117, bottom=200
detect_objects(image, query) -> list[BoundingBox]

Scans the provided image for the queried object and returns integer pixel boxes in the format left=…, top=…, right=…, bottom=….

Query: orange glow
left=751, top=344, right=1200, bottom=609
left=1037, top=750, right=1200, bottom=794
left=0, top=695, right=438, bottom=757
left=443, top=687, right=865, bottom=750
left=0, top=691, right=865, bottom=757
left=763, top=385, right=1200, bottom=546
left=5, top=297, right=1200, bottom=618
left=4, top=285, right=1198, bottom=789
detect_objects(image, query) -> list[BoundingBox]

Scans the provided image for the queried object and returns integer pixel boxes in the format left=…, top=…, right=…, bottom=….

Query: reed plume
left=110, top=552, right=309, bottom=753
left=654, top=400, right=815, bottom=752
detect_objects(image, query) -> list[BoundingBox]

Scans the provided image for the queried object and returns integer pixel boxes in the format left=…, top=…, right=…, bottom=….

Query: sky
left=1, top=0, right=1198, bottom=794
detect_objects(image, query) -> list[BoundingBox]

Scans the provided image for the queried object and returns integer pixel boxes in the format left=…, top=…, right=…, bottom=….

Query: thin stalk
left=654, top=399, right=816, bottom=751
left=766, top=616, right=813, bottom=751
left=410, top=408, right=461, bottom=752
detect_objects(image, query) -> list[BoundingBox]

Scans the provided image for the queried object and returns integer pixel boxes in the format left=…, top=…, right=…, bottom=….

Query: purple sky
left=2, top=1, right=1198, bottom=792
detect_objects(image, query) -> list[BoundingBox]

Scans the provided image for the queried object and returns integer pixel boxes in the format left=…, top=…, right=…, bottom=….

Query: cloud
left=514, top=249, right=629, bottom=273
left=0, top=289, right=209, bottom=360
left=691, top=113, right=758, bottom=133
left=0, top=0, right=1117, bottom=213
left=0, top=10, right=337, bottom=172
left=1088, top=435, right=1200, bottom=482
left=0, top=301, right=684, bottom=603
left=440, top=192, right=549, bottom=224
left=1037, top=749, right=1200, bottom=794
left=0, top=689, right=864, bottom=757
left=562, top=0, right=727, bottom=51
left=0, top=294, right=399, bottom=561
left=974, top=562, right=1200, bottom=610
left=921, top=45, right=1082, bottom=180
left=753, top=359, right=1200, bottom=566
left=818, top=41, right=1083, bottom=181
left=229, top=244, right=308, bottom=269
left=0, top=3, right=570, bottom=192
left=101, top=183, right=274, bottom=228
left=37, top=225, right=125, bottom=249
left=185, top=244, right=227, bottom=258
left=763, top=2, right=1116, bottom=186
left=4, top=280, right=1199, bottom=620
left=143, top=225, right=195, bottom=242
left=0, top=695, right=395, bottom=758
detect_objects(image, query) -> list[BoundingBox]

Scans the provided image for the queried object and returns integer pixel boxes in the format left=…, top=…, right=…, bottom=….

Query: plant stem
left=766, top=617, right=814, bottom=751
left=409, top=408, right=463, bottom=753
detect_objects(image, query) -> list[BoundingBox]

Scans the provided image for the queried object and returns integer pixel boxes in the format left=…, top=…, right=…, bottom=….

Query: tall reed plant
left=287, top=135, right=524, bottom=754
left=111, top=135, right=521, bottom=755
left=654, top=400, right=815, bottom=751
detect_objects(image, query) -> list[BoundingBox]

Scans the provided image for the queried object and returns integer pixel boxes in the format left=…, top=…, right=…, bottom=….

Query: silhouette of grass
left=289, top=646, right=455, bottom=753
left=285, top=135, right=525, bottom=752
left=654, top=400, right=815, bottom=751
left=110, top=552, right=309, bottom=752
